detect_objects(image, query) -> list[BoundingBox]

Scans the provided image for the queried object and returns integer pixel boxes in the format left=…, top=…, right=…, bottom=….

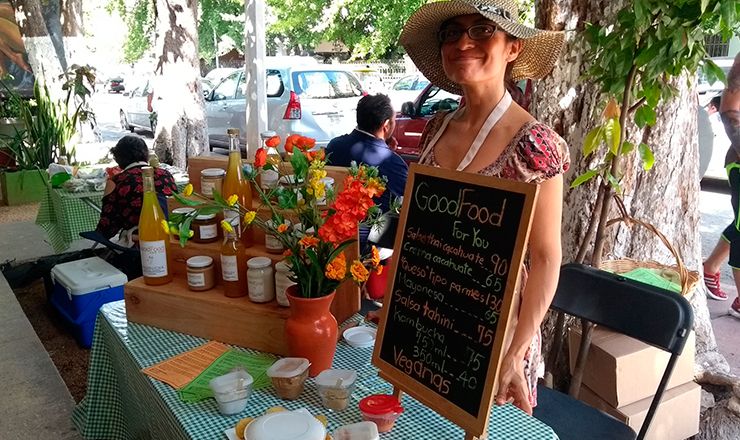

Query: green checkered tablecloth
left=72, top=301, right=559, bottom=440
left=35, top=186, right=103, bottom=252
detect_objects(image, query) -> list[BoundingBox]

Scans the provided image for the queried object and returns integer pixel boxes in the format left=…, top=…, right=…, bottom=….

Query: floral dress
left=418, top=113, right=571, bottom=407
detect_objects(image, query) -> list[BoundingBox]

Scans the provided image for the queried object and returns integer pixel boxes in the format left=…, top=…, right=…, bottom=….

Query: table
left=36, top=187, right=103, bottom=252
left=72, top=301, right=559, bottom=440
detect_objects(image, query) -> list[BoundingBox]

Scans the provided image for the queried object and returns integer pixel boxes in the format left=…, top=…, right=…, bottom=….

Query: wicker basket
left=600, top=198, right=699, bottom=297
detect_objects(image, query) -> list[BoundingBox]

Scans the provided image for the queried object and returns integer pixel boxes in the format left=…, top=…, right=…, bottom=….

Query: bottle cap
left=227, top=128, right=240, bottom=136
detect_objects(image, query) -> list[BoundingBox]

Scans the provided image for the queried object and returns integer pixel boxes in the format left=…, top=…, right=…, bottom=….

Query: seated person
left=96, top=135, right=177, bottom=239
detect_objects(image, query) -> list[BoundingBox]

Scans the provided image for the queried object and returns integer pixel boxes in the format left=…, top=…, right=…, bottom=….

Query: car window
left=413, top=79, right=430, bottom=91
left=393, top=76, right=415, bottom=91
left=291, top=71, right=363, bottom=99
left=266, top=69, right=284, bottom=97
left=419, top=86, right=461, bottom=117
left=212, top=72, right=239, bottom=101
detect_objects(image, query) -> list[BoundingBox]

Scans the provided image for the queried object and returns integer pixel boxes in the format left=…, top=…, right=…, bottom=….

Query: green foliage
left=574, top=0, right=739, bottom=191
left=109, top=0, right=155, bottom=63
left=199, top=0, right=245, bottom=62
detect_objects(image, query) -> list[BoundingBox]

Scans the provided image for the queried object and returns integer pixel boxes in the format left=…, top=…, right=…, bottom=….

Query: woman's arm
left=495, top=173, right=563, bottom=414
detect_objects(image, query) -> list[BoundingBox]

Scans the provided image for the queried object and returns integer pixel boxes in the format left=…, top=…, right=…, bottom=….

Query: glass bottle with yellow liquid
left=220, top=230, right=248, bottom=298
left=138, top=166, right=172, bottom=285
left=222, top=128, right=254, bottom=247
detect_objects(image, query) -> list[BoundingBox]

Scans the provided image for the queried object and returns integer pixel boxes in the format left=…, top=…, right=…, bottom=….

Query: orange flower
left=284, top=134, right=301, bottom=153
left=325, top=252, right=347, bottom=280
left=255, top=148, right=267, bottom=167
left=277, top=223, right=288, bottom=233
left=371, top=246, right=380, bottom=267
left=375, top=265, right=383, bottom=275
left=266, top=135, right=281, bottom=148
left=350, top=260, right=369, bottom=283
left=283, top=249, right=293, bottom=257
left=297, top=136, right=316, bottom=151
left=311, top=148, right=325, bottom=162
left=366, top=178, right=385, bottom=198
left=299, top=234, right=320, bottom=248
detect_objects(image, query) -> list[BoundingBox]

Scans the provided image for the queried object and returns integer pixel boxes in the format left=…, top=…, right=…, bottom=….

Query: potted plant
left=172, top=136, right=386, bottom=374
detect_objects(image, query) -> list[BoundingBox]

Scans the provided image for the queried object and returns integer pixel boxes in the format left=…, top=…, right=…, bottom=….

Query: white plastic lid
left=343, top=327, right=377, bottom=348
left=261, top=130, right=277, bottom=138
left=266, top=358, right=310, bottom=378
left=172, top=207, right=195, bottom=215
left=245, top=408, right=325, bottom=440
left=202, top=168, right=226, bottom=177
left=195, top=213, right=216, bottom=220
left=275, top=260, right=292, bottom=272
left=209, top=370, right=253, bottom=394
left=50, top=257, right=127, bottom=296
left=247, top=256, right=273, bottom=269
left=187, top=256, right=214, bottom=268
left=315, top=369, right=357, bottom=388
left=332, top=421, right=380, bottom=440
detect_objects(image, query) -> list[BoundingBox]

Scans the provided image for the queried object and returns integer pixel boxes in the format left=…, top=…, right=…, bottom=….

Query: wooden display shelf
left=124, top=276, right=291, bottom=355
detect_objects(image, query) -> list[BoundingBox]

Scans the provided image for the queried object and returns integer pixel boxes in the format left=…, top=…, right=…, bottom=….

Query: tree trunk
left=152, top=0, right=208, bottom=169
left=533, top=0, right=727, bottom=388
left=10, top=0, right=65, bottom=85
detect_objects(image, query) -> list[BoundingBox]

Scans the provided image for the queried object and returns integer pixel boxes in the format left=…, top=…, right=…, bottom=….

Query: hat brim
left=400, top=1, right=565, bottom=95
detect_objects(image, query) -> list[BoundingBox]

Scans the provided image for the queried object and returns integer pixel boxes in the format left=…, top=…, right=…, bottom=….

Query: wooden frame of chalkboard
left=372, top=163, right=539, bottom=438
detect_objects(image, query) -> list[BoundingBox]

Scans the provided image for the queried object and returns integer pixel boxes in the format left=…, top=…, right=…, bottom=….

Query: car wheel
left=120, top=110, right=133, bottom=132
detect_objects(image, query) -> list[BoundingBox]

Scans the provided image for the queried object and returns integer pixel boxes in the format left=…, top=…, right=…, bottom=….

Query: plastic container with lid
left=186, top=256, right=216, bottom=291
left=358, top=394, right=404, bottom=433
left=315, top=369, right=357, bottom=411
left=192, top=213, right=219, bottom=243
left=332, top=421, right=380, bottom=440
left=266, top=357, right=310, bottom=399
left=209, top=369, right=253, bottom=415
left=201, top=168, right=226, bottom=199
left=245, top=408, right=326, bottom=440
left=247, top=257, right=275, bottom=303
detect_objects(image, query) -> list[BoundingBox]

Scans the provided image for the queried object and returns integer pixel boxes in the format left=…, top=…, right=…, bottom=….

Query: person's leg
left=726, top=164, right=740, bottom=314
left=730, top=269, right=740, bottom=318
left=705, top=233, right=731, bottom=300
left=704, top=238, right=730, bottom=274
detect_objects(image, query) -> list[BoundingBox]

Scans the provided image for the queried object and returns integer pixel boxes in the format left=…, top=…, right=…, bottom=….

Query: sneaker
left=730, top=297, right=740, bottom=319
left=704, top=271, right=729, bottom=301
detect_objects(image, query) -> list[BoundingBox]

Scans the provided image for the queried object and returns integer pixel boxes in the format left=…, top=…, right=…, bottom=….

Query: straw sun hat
left=400, top=0, right=564, bottom=95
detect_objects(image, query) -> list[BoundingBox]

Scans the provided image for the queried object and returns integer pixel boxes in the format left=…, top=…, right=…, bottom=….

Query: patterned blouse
left=418, top=113, right=571, bottom=407
left=96, top=165, right=177, bottom=239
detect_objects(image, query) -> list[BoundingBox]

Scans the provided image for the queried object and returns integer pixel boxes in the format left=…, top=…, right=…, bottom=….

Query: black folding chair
left=533, top=263, right=694, bottom=440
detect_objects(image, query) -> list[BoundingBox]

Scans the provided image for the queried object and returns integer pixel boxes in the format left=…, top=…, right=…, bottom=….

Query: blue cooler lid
left=50, top=257, right=127, bottom=297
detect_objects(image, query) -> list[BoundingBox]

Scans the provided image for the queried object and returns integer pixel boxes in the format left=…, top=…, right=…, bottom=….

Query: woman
left=401, top=0, right=568, bottom=414
left=96, top=135, right=177, bottom=238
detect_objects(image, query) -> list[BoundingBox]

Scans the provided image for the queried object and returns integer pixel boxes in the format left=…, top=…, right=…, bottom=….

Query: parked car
left=352, top=67, right=387, bottom=95
left=204, top=61, right=366, bottom=151
left=120, top=78, right=156, bottom=133
left=107, top=76, right=125, bottom=93
left=387, top=74, right=429, bottom=111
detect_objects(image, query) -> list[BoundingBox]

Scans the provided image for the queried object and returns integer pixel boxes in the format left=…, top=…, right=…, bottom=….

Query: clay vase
left=285, top=285, right=338, bottom=377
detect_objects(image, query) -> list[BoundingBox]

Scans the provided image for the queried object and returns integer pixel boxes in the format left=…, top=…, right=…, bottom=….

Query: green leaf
left=173, top=193, right=205, bottom=207
left=605, top=118, right=621, bottom=155
left=290, top=149, right=309, bottom=179
left=212, top=189, right=227, bottom=206
left=634, top=105, right=657, bottom=128
left=606, top=172, right=622, bottom=194
left=582, top=125, right=604, bottom=157
left=638, top=143, right=655, bottom=171
left=179, top=214, right=195, bottom=247
left=700, top=0, right=709, bottom=13
left=570, top=169, right=599, bottom=188
left=621, top=141, right=635, bottom=155
left=702, top=59, right=727, bottom=85
left=277, top=187, right=298, bottom=209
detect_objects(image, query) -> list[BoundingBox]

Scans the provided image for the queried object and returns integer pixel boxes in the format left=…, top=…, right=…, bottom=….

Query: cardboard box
left=579, top=381, right=701, bottom=440
left=568, top=327, right=695, bottom=407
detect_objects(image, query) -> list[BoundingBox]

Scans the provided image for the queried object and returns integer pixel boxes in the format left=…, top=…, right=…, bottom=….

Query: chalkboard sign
left=372, top=164, right=538, bottom=437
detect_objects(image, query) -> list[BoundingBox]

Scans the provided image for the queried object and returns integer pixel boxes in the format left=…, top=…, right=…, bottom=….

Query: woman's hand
left=495, top=351, right=532, bottom=415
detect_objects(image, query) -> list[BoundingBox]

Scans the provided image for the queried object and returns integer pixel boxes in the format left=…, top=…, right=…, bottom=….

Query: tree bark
left=10, top=0, right=65, bottom=84
left=152, top=0, right=208, bottom=169
left=533, top=0, right=727, bottom=388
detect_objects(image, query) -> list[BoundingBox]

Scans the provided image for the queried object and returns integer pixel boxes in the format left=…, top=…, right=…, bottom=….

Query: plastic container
left=49, top=257, right=128, bottom=347
left=315, top=369, right=357, bottom=411
left=209, top=370, right=253, bottom=415
left=332, top=421, right=380, bottom=440
left=358, top=394, right=404, bottom=433
left=245, top=408, right=325, bottom=440
left=247, top=257, right=275, bottom=303
left=266, top=357, right=310, bottom=399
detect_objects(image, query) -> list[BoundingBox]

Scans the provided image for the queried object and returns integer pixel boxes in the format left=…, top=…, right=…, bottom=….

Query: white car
left=205, top=61, right=366, bottom=151
left=387, top=74, right=430, bottom=111
left=120, top=78, right=156, bottom=133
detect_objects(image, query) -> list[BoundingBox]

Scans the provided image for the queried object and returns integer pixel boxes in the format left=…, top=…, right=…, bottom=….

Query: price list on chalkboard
left=374, top=165, right=537, bottom=431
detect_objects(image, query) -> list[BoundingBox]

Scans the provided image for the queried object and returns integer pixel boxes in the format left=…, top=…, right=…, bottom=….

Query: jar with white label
left=247, top=257, right=275, bottom=303
left=192, top=213, right=219, bottom=243
left=201, top=168, right=225, bottom=199
left=275, top=260, right=295, bottom=307
left=265, top=220, right=290, bottom=254
left=187, top=256, right=216, bottom=291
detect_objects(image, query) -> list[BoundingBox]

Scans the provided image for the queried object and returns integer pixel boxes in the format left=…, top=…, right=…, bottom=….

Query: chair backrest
left=553, top=263, right=694, bottom=439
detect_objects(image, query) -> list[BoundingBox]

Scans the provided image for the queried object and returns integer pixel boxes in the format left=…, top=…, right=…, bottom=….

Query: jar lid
left=358, top=395, right=404, bottom=415
left=275, top=260, right=292, bottom=271
left=172, top=207, right=195, bottom=215
left=266, top=357, right=309, bottom=378
left=315, top=369, right=357, bottom=388
left=260, top=130, right=277, bottom=138
left=245, top=408, right=325, bottom=440
left=187, top=256, right=213, bottom=268
left=247, top=256, right=273, bottom=269
left=195, top=213, right=216, bottom=220
left=201, top=168, right=226, bottom=177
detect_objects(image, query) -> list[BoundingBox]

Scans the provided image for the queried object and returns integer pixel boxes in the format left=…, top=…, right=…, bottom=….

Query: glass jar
left=265, top=219, right=290, bottom=254
left=192, top=213, right=219, bottom=243
left=275, top=260, right=295, bottom=307
left=187, top=256, right=216, bottom=291
left=247, top=257, right=275, bottom=303
left=201, top=168, right=225, bottom=199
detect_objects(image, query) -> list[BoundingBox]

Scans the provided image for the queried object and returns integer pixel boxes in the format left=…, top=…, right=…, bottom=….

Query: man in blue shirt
left=327, top=94, right=408, bottom=214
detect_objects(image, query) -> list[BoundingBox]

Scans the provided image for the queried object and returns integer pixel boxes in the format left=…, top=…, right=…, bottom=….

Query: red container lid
left=359, top=394, right=404, bottom=415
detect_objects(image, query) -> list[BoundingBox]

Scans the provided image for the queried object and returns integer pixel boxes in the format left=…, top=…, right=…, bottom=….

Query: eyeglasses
left=437, top=23, right=499, bottom=44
